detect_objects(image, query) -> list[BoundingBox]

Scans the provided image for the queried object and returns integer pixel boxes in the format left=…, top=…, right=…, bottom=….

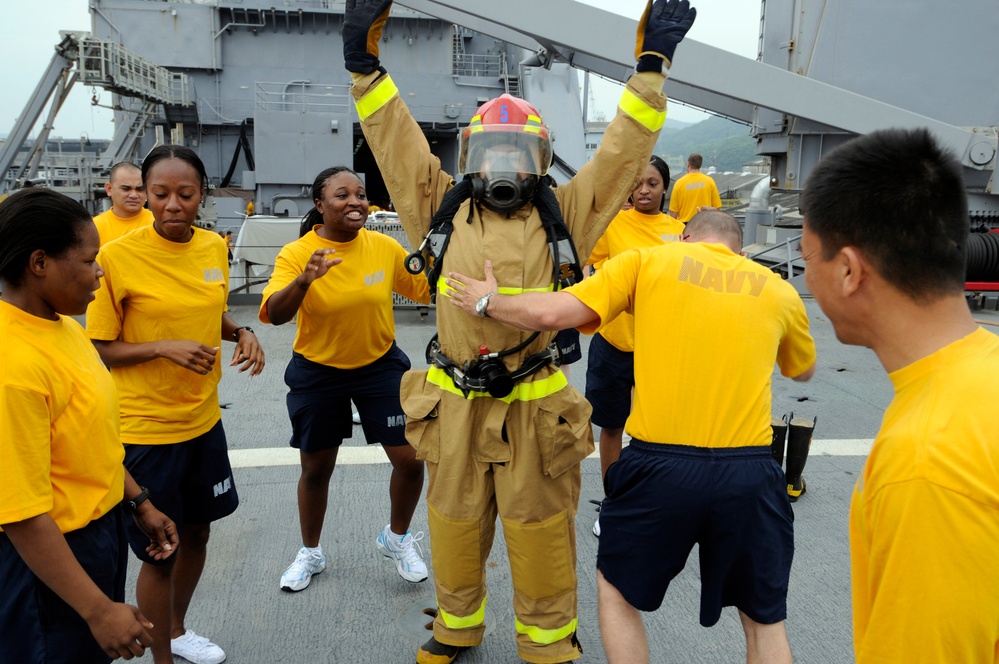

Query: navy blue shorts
left=285, top=343, right=412, bottom=451
left=597, top=440, right=794, bottom=626
left=554, top=328, right=582, bottom=365
left=0, top=507, right=127, bottom=663
left=124, top=419, right=238, bottom=564
left=584, top=333, right=634, bottom=429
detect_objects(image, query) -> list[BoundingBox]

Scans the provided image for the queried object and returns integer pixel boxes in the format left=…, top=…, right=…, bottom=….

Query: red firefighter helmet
left=459, top=94, right=554, bottom=177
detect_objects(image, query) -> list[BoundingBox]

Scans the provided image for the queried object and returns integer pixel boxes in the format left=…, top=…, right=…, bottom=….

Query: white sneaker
left=589, top=498, right=603, bottom=537
left=280, top=546, right=326, bottom=592
left=376, top=526, right=428, bottom=583
left=171, top=629, right=226, bottom=664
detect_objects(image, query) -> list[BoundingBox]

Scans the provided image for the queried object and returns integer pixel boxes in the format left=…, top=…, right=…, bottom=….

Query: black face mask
left=472, top=173, right=538, bottom=214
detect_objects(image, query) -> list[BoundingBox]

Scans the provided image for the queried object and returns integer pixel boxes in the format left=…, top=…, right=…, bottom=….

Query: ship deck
left=122, top=298, right=999, bottom=663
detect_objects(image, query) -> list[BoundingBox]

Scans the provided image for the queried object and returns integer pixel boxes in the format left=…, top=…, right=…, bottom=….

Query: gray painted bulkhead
left=90, top=0, right=585, bottom=223
left=756, top=0, right=999, bottom=217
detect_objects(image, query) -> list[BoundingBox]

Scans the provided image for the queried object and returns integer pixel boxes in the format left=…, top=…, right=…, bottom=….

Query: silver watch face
left=475, top=295, right=488, bottom=315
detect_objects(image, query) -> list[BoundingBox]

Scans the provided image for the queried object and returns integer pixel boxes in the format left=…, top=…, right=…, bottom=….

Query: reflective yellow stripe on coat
left=355, top=75, right=399, bottom=121
left=618, top=87, right=666, bottom=132
left=427, top=366, right=567, bottom=403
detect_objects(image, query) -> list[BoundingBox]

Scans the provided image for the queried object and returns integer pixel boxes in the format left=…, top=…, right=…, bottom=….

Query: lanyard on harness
left=426, top=334, right=562, bottom=399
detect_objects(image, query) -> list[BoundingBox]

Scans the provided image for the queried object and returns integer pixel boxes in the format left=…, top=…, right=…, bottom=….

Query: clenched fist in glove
left=635, top=0, right=697, bottom=73
left=343, top=0, right=393, bottom=74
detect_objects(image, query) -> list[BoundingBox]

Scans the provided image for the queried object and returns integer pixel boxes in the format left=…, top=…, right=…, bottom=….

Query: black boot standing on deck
left=784, top=416, right=817, bottom=502
left=770, top=413, right=790, bottom=467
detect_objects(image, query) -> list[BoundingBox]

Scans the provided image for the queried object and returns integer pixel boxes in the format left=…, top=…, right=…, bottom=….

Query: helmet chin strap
left=472, top=173, right=538, bottom=214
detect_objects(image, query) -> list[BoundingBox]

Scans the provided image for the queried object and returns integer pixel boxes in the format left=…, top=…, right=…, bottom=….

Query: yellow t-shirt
left=87, top=226, right=229, bottom=444
left=93, top=207, right=155, bottom=247
left=850, top=327, right=999, bottom=663
left=259, top=227, right=429, bottom=369
left=0, top=301, right=124, bottom=533
left=668, top=172, right=722, bottom=223
left=586, top=208, right=685, bottom=352
left=568, top=242, right=815, bottom=447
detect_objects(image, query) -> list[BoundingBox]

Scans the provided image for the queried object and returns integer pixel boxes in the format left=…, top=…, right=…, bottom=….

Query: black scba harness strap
left=411, top=175, right=583, bottom=398
left=409, top=175, right=584, bottom=304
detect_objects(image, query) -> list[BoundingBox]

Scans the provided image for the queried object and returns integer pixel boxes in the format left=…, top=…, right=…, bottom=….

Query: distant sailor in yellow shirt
left=92, top=162, right=154, bottom=246
left=668, top=152, right=721, bottom=223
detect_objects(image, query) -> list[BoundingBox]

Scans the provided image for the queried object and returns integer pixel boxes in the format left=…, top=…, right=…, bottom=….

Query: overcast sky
left=0, top=0, right=759, bottom=139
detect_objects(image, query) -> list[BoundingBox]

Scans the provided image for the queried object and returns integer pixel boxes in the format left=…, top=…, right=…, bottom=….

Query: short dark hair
left=688, top=153, right=703, bottom=170
left=0, top=188, right=93, bottom=287
left=141, top=145, right=208, bottom=193
left=686, top=209, right=742, bottom=251
left=301, top=166, right=360, bottom=237
left=801, top=128, right=968, bottom=299
left=108, top=161, right=141, bottom=181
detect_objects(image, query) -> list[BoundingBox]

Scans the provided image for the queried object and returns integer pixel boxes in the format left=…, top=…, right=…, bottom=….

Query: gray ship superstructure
left=88, top=0, right=587, bottom=225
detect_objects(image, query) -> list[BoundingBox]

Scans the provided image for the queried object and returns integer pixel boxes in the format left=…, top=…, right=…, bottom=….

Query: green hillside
left=657, top=116, right=757, bottom=173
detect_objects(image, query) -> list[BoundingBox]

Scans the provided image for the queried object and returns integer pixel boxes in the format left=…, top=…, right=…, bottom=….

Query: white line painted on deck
left=229, top=438, right=874, bottom=469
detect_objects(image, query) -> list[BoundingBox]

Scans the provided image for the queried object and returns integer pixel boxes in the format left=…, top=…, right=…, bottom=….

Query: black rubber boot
left=770, top=413, right=790, bottom=466
left=416, top=636, right=469, bottom=664
left=785, top=416, right=816, bottom=502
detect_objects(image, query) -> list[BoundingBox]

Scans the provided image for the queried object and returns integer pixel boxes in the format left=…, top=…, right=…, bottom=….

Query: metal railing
left=77, top=37, right=192, bottom=106
left=453, top=51, right=504, bottom=79
left=254, top=81, right=351, bottom=114
left=747, top=233, right=803, bottom=278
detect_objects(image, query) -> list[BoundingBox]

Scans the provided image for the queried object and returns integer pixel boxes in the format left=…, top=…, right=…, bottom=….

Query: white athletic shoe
left=171, top=629, right=226, bottom=664
left=589, top=498, right=603, bottom=537
left=376, top=526, right=428, bottom=583
left=280, top=546, right=326, bottom=592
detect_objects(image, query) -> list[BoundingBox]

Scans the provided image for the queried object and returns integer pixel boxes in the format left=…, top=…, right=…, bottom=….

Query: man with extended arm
left=447, top=210, right=816, bottom=664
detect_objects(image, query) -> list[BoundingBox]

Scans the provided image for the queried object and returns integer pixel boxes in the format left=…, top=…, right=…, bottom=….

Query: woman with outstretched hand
left=261, top=166, right=431, bottom=594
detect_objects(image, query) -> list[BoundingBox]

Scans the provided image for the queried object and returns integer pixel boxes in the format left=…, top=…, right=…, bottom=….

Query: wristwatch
left=233, top=325, right=254, bottom=341
left=127, top=487, right=151, bottom=512
left=475, top=291, right=497, bottom=318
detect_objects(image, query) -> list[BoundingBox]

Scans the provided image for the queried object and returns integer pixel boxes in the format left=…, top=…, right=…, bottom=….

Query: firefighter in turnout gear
left=343, top=1, right=696, bottom=661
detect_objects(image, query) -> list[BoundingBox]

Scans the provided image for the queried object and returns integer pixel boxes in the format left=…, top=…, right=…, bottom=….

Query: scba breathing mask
left=471, top=146, right=539, bottom=214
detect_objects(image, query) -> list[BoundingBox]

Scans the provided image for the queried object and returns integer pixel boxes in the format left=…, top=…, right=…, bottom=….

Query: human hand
left=635, top=0, right=697, bottom=72
left=343, top=0, right=393, bottom=74
left=157, top=340, right=219, bottom=375
left=445, top=260, right=499, bottom=317
left=85, top=601, right=153, bottom=660
left=230, top=328, right=265, bottom=376
left=296, top=248, right=341, bottom=289
left=131, top=503, right=178, bottom=561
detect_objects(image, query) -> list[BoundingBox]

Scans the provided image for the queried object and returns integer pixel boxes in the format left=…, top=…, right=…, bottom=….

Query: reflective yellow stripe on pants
left=515, top=617, right=578, bottom=645
left=437, top=596, right=487, bottom=630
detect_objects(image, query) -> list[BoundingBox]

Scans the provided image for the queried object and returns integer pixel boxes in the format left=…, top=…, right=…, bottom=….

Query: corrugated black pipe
left=967, top=231, right=999, bottom=281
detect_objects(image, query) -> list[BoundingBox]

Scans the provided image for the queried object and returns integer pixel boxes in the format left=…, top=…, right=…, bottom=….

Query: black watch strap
left=127, top=487, right=151, bottom=512
left=233, top=325, right=254, bottom=341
